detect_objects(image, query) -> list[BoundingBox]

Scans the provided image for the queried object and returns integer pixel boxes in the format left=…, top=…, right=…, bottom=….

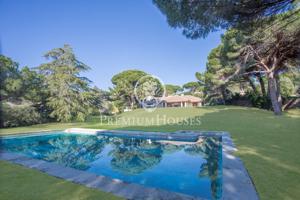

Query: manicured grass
left=0, top=122, right=90, bottom=135
left=1, top=106, right=300, bottom=200
left=0, top=161, right=123, bottom=200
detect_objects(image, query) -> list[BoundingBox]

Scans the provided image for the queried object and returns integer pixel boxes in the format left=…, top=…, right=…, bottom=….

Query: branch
left=246, top=45, right=270, bottom=71
left=239, top=70, right=268, bottom=76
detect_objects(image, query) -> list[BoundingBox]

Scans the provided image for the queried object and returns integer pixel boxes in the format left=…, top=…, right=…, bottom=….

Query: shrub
left=2, top=102, right=42, bottom=127
left=246, top=91, right=272, bottom=110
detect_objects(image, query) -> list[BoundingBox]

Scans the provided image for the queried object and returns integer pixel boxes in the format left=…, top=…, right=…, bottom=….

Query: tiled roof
left=160, top=95, right=202, bottom=103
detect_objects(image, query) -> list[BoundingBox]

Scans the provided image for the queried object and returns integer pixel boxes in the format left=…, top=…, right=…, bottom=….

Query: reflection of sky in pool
left=1, top=132, right=222, bottom=199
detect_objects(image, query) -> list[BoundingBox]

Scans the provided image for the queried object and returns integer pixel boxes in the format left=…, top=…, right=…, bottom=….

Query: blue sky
left=0, top=0, right=222, bottom=89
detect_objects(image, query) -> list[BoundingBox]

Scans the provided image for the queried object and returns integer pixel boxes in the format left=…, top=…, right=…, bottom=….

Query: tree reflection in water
left=108, top=137, right=164, bottom=174
left=2, top=134, right=106, bottom=170
left=2, top=134, right=222, bottom=199
left=185, top=137, right=222, bottom=200
left=43, top=135, right=106, bottom=169
left=106, top=136, right=222, bottom=199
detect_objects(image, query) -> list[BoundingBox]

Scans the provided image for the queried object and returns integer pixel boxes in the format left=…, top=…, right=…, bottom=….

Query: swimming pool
left=0, top=131, right=223, bottom=199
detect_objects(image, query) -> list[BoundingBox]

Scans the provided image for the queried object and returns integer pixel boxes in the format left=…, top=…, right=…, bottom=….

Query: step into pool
left=0, top=132, right=223, bottom=199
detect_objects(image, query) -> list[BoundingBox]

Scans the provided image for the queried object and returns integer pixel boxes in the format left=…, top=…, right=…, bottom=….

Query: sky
left=0, top=0, right=223, bottom=89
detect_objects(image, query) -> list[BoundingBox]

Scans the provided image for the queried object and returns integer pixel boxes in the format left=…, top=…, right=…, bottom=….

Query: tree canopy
left=154, top=0, right=300, bottom=114
left=165, top=84, right=182, bottom=95
left=198, top=10, right=300, bottom=114
left=111, top=70, right=147, bottom=109
left=0, top=55, right=23, bottom=101
left=38, top=44, right=94, bottom=121
left=0, top=55, right=45, bottom=127
left=153, top=0, right=298, bottom=38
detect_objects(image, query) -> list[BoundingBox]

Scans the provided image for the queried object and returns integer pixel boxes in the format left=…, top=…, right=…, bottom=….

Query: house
left=159, top=95, right=202, bottom=108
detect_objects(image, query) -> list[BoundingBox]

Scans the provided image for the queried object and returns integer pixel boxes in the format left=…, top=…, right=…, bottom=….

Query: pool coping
left=0, top=129, right=259, bottom=200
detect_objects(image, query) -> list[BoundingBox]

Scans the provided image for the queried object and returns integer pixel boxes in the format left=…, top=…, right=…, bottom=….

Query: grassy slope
left=0, top=161, right=122, bottom=200
left=1, top=106, right=300, bottom=200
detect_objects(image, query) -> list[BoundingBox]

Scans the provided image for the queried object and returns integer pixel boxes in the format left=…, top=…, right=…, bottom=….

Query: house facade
left=159, top=95, right=202, bottom=108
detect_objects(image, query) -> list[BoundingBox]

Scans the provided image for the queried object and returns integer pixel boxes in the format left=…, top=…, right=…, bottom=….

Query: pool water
left=0, top=132, right=222, bottom=199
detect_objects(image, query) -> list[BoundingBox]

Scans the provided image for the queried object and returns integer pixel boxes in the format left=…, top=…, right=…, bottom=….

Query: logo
left=134, top=75, right=166, bottom=112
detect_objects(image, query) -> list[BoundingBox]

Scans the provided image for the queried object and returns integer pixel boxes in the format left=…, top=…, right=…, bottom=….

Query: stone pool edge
left=0, top=128, right=259, bottom=200
left=0, top=151, right=199, bottom=200
left=65, top=127, right=259, bottom=200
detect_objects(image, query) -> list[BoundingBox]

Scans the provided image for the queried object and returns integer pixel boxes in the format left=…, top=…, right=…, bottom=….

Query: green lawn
left=0, top=161, right=122, bottom=200
left=1, top=106, right=300, bottom=200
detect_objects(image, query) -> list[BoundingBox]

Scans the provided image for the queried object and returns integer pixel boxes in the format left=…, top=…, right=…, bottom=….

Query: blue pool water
left=0, top=132, right=222, bottom=199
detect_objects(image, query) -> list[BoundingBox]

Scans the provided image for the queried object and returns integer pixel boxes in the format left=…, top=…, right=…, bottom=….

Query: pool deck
left=0, top=129, right=259, bottom=200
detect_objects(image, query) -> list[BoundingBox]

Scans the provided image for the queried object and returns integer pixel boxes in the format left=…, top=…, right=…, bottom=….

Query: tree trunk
left=220, top=85, right=227, bottom=105
left=247, top=77, right=257, bottom=94
left=283, top=98, right=298, bottom=110
left=275, top=74, right=282, bottom=108
left=130, top=95, right=135, bottom=109
left=258, top=75, right=266, bottom=96
left=267, top=72, right=282, bottom=115
left=0, top=103, right=4, bottom=128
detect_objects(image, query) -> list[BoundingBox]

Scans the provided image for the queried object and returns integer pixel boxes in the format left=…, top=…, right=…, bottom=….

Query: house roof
left=160, top=95, right=202, bottom=103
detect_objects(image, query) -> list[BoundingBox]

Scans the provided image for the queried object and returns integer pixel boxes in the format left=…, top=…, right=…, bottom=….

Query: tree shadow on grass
left=108, top=107, right=300, bottom=200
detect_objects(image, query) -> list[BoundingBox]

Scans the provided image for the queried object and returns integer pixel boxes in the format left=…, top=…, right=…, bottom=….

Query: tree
left=2, top=103, right=42, bottom=127
left=0, top=56, right=49, bottom=127
left=155, top=0, right=300, bottom=114
left=21, top=67, right=46, bottom=102
left=0, top=55, right=23, bottom=127
left=182, top=81, right=202, bottom=94
left=0, top=55, right=23, bottom=101
left=153, top=0, right=297, bottom=38
left=86, top=87, right=115, bottom=115
left=240, top=10, right=300, bottom=114
left=201, top=31, right=245, bottom=104
left=111, top=70, right=147, bottom=110
left=135, top=76, right=164, bottom=101
left=165, top=84, right=182, bottom=95
left=281, top=68, right=300, bottom=110
left=20, top=67, right=51, bottom=119
left=38, top=44, right=93, bottom=121
left=198, top=11, right=300, bottom=114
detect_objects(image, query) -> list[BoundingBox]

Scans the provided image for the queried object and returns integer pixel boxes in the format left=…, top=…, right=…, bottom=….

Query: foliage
left=20, top=67, right=51, bottom=119
left=1, top=46, right=104, bottom=126
left=240, top=9, right=300, bottom=114
left=135, top=75, right=164, bottom=102
left=198, top=10, right=300, bottom=114
left=82, top=87, right=110, bottom=115
left=165, top=84, right=182, bottom=95
left=153, top=0, right=296, bottom=38
left=280, top=68, right=300, bottom=98
left=154, top=0, right=300, bottom=115
left=280, top=74, right=297, bottom=98
left=201, top=29, right=247, bottom=104
left=0, top=55, right=23, bottom=101
left=100, top=101, right=119, bottom=115
left=20, top=67, right=48, bottom=103
left=111, top=70, right=147, bottom=110
left=245, top=91, right=272, bottom=109
left=183, top=81, right=200, bottom=92
left=0, top=55, right=50, bottom=127
left=2, top=102, right=42, bottom=127
left=38, top=45, right=94, bottom=122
